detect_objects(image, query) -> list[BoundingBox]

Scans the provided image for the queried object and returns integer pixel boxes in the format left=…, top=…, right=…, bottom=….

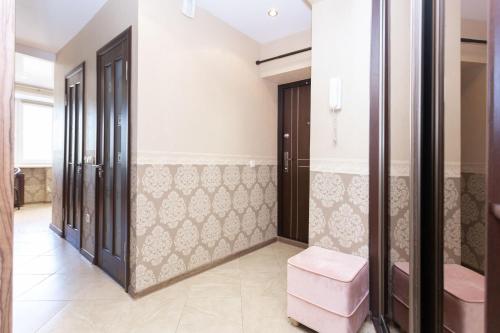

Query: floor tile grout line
left=14, top=272, right=55, bottom=300
left=174, top=285, right=192, bottom=332
left=33, top=300, right=71, bottom=333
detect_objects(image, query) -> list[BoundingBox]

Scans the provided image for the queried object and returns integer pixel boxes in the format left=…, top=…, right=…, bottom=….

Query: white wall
left=310, top=0, right=371, bottom=170
left=137, top=0, right=277, bottom=162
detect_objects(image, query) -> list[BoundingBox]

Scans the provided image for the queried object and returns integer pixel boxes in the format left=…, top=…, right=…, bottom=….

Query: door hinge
left=65, top=95, right=68, bottom=107
left=125, top=61, right=128, bottom=81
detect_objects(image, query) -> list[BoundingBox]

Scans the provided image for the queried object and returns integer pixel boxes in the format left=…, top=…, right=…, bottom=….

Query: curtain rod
left=256, top=47, right=312, bottom=65
left=461, top=38, right=487, bottom=44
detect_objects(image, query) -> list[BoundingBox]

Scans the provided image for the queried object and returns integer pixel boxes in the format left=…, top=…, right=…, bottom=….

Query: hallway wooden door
left=96, top=28, right=131, bottom=289
left=278, top=80, right=311, bottom=244
left=63, top=64, right=85, bottom=249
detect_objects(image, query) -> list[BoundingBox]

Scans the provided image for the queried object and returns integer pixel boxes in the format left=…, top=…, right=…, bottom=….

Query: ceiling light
left=267, top=8, right=279, bottom=17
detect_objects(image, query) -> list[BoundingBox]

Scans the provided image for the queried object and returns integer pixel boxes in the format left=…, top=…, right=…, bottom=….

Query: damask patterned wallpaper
left=130, top=163, right=278, bottom=293
left=309, top=172, right=369, bottom=258
left=461, top=173, right=486, bottom=273
left=23, top=167, right=53, bottom=204
left=308, top=169, right=461, bottom=266
left=389, top=176, right=461, bottom=266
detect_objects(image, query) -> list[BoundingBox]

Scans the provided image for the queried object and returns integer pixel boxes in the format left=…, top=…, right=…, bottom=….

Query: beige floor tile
left=243, top=316, right=313, bottom=333
left=37, top=300, right=133, bottom=333
left=13, top=274, right=51, bottom=298
left=176, top=297, right=243, bottom=333
left=54, top=255, right=101, bottom=275
left=242, top=294, right=286, bottom=320
left=239, top=253, right=281, bottom=274
left=13, top=300, right=68, bottom=333
left=13, top=255, right=39, bottom=266
left=18, top=272, right=130, bottom=301
left=38, top=297, right=186, bottom=333
left=187, top=266, right=242, bottom=299
left=13, top=241, right=63, bottom=256
left=14, top=256, right=65, bottom=275
left=14, top=204, right=378, bottom=333
left=41, top=242, right=81, bottom=257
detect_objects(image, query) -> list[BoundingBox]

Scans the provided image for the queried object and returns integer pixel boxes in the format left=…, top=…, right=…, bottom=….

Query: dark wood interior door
left=278, top=80, right=311, bottom=244
left=63, top=64, right=85, bottom=249
left=96, top=29, right=130, bottom=289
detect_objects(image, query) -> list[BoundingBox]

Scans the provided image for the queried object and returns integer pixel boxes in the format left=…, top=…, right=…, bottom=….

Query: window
left=15, top=100, right=53, bottom=166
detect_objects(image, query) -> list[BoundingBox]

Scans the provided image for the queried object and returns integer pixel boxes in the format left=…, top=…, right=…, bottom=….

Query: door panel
left=97, top=29, right=130, bottom=289
left=278, top=80, right=311, bottom=244
left=63, top=65, right=85, bottom=249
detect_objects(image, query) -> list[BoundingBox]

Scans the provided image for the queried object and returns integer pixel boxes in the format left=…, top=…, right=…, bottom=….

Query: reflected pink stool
left=392, top=262, right=485, bottom=333
left=287, top=246, right=369, bottom=333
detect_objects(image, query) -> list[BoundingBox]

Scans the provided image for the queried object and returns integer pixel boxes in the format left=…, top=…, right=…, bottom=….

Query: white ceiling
left=16, top=0, right=108, bottom=53
left=197, top=0, right=312, bottom=44
left=462, top=0, right=488, bottom=22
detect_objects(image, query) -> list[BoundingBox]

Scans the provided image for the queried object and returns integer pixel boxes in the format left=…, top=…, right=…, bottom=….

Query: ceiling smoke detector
left=267, top=8, right=279, bottom=17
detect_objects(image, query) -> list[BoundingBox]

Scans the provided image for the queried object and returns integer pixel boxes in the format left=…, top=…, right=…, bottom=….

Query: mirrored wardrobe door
left=387, top=0, right=412, bottom=331
left=442, top=1, right=487, bottom=333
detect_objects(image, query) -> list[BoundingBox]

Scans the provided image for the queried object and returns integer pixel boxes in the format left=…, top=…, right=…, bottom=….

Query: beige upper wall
left=310, top=0, right=371, bottom=168
left=389, top=0, right=461, bottom=173
left=55, top=0, right=138, bottom=158
left=53, top=0, right=138, bottom=249
left=137, top=0, right=278, bottom=161
left=462, top=19, right=487, bottom=40
left=461, top=62, right=487, bottom=173
left=389, top=0, right=411, bottom=165
left=462, top=19, right=487, bottom=63
left=444, top=0, right=462, bottom=167
left=259, top=30, right=311, bottom=83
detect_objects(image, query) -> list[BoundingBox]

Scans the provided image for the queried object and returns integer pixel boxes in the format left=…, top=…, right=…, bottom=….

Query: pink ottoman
left=287, top=246, right=369, bottom=333
left=392, top=262, right=485, bottom=333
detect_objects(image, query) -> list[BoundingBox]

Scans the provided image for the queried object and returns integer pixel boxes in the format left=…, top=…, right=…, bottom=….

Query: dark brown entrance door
left=63, top=64, right=85, bottom=249
left=278, top=79, right=311, bottom=244
left=96, top=28, right=131, bottom=289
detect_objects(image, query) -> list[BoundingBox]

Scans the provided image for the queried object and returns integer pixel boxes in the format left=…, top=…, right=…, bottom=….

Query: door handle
left=93, top=164, right=104, bottom=178
left=284, top=152, right=289, bottom=173
left=491, top=203, right=500, bottom=220
left=76, top=163, right=82, bottom=174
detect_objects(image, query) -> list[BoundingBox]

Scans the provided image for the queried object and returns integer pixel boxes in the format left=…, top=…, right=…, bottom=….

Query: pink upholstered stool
left=392, top=262, right=485, bottom=333
left=287, top=246, right=369, bottom=333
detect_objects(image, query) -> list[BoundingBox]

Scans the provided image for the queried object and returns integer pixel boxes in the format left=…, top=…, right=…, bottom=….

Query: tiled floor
left=14, top=204, right=376, bottom=333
